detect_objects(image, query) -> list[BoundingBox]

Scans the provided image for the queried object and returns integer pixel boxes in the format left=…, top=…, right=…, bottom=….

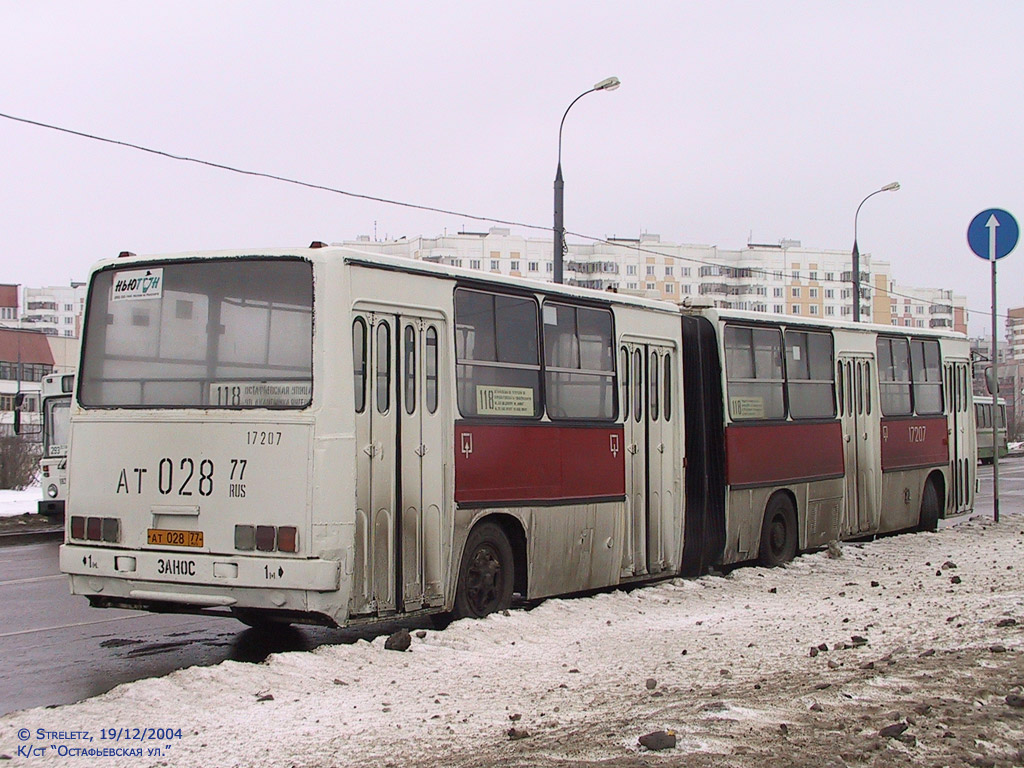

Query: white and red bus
left=59, top=247, right=974, bottom=626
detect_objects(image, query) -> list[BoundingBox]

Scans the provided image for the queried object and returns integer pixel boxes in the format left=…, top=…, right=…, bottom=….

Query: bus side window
left=376, top=322, right=391, bottom=414
left=856, top=361, right=864, bottom=414
left=454, top=288, right=540, bottom=418
left=960, top=367, right=968, bottom=413
left=846, top=360, right=854, bottom=415
left=543, top=303, right=615, bottom=420
left=404, top=325, right=416, bottom=415
left=864, top=360, right=871, bottom=415
left=663, top=352, right=672, bottom=422
left=836, top=361, right=844, bottom=417
left=633, top=349, right=643, bottom=423
left=877, top=337, right=912, bottom=416
left=784, top=330, right=835, bottom=419
left=425, top=326, right=438, bottom=414
left=910, top=339, right=942, bottom=415
left=353, top=318, right=367, bottom=413
left=724, top=325, right=784, bottom=420
left=620, top=347, right=629, bottom=422
left=650, top=351, right=659, bottom=421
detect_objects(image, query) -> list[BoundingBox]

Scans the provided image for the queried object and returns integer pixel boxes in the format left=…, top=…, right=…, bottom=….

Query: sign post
left=968, top=208, right=1019, bottom=523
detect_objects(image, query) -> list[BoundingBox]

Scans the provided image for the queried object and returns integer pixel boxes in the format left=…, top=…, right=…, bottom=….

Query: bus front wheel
left=454, top=522, right=514, bottom=619
left=758, top=494, right=798, bottom=567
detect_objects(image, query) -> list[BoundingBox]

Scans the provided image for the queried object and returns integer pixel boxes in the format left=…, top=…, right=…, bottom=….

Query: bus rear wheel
left=758, top=494, right=798, bottom=567
left=454, top=522, right=514, bottom=619
left=918, top=479, right=941, bottom=532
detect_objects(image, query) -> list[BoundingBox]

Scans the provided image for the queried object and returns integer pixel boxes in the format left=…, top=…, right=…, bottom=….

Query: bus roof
left=88, top=245, right=683, bottom=315
left=88, top=246, right=968, bottom=339
left=701, top=307, right=968, bottom=340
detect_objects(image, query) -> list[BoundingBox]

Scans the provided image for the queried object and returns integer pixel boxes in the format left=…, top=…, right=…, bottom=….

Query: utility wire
left=0, top=111, right=550, bottom=235
left=0, top=110, right=1006, bottom=324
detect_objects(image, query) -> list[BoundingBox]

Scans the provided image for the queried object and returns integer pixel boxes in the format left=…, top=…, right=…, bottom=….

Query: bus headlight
left=47, top=484, right=59, bottom=499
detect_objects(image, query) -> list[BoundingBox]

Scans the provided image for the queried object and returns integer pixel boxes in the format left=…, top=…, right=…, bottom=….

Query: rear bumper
left=60, top=544, right=341, bottom=602
left=38, top=500, right=65, bottom=517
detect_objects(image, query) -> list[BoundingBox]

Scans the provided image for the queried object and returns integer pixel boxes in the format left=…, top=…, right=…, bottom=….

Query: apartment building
left=1006, top=307, right=1024, bottom=362
left=0, top=284, right=17, bottom=323
left=338, top=229, right=967, bottom=333
left=0, top=328, right=54, bottom=417
left=20, top=282, right=87, bottom=338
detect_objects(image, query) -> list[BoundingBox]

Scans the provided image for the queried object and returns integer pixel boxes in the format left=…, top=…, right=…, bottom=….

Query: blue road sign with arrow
left=968, top=208, right=1018, bottom=260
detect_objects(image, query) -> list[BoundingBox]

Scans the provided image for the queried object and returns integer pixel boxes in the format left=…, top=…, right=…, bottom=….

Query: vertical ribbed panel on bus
left=680, top=315, right=727, bottom=575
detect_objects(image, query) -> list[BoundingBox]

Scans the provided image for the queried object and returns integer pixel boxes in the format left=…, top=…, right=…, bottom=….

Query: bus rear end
left=59, top=253, right=341, bottom=625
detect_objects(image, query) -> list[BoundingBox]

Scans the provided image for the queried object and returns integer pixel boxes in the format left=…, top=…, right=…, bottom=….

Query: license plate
left=147, top=528, right=204, bottom=548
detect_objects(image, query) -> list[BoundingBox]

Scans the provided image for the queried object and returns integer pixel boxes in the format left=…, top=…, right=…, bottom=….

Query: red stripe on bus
left=725, top=421, right=844, bottom=487
left=880, top=416, right=948, bottom=471
left=455, top=423, right=625, bottom=505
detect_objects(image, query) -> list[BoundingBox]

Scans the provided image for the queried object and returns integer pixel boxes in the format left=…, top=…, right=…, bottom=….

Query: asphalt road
left=0, top=458, right=1020, bottom=716
left=0, top=545, right=395, bottom=716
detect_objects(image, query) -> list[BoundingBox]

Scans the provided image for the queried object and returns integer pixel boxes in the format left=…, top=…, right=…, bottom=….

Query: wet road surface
left=0, top=541, right=401, bottom=715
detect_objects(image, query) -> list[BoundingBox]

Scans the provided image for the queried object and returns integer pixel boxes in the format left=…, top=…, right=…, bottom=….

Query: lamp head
left=594, top=76, right=621, bottom=92
left=881, top=182, right=900, bottom=192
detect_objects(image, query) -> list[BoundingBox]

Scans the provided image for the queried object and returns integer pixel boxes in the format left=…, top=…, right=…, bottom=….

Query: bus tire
left=757, top=494, right=798, bottom=567
left=454, top=521, right=514, bottom=619
left=918, top=479, right=941, bottom=532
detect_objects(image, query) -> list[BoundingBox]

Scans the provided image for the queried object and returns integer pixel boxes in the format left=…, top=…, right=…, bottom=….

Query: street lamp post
left=852, top=181, right=900, bottom=322
left=553, top=76, right=620, bottom=284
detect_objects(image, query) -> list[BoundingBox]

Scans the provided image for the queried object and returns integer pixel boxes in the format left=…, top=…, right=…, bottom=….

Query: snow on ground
left=2, top=509, right=1023, bottom=767
left=0, top=487, right=40, bottom=517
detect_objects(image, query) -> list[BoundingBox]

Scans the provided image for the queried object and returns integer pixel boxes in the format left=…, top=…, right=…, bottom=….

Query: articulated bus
left=38, top=372, right=74, bottom=516
left=59, top=247, right=975, bottom=627
left=974, top=396, right=1008, bottom=464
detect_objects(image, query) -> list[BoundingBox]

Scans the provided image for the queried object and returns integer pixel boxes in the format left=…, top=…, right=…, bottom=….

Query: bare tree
left=0, top=433, right=40, bottom=490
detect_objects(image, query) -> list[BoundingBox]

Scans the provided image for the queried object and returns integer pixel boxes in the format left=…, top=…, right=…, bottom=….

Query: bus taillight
left=277, top=527, right=297, bottom=552
left=234, top=524, right=298, bottom=553
left=70, top=516, right=121, bottom=543
left=256, top=526, right=276, bottom=552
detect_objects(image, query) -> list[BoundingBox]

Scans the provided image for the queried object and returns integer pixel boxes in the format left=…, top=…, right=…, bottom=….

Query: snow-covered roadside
left=1, top=511, right=1022, bottom=768
left=0, top=487, right=40, bottom=518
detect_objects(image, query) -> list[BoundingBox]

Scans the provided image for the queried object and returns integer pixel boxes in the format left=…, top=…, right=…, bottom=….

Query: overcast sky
left=2, top=1, right=1022, bottom=334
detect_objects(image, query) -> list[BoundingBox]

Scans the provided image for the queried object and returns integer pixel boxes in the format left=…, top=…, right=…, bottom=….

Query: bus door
left=944, top=359, right=973, bottom=513
left=620, top=341, right=675, bottom=577
left=398, top=318, right=448, bottom=611
left=353, top=312, right=448, bottom=616
left=837, top=354, right=878, bottom=535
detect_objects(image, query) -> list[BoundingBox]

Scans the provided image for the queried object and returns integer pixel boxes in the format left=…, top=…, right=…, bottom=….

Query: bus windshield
left=79, top=257, right=313, bottom=408
left=44, top=396, right=71, bottom=456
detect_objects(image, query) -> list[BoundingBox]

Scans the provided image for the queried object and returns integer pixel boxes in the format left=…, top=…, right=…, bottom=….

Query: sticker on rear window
left=111, top=268, right=163, bottom=301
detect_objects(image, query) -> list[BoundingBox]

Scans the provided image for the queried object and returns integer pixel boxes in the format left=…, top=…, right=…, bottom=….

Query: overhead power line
left=0, top=111, right=548, bottom=235
left=0, top=109, right=1004, bottom=324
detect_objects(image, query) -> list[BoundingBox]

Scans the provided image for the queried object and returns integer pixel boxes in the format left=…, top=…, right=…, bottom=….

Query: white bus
left=60, top=246, right=975, bottom=627
left=37, top=372, right=74, bottom=516
left=974, top=395, right=1008, bottom=464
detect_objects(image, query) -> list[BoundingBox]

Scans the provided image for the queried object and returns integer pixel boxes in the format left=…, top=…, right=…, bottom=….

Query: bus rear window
left=79, top=258, right=313, bottom=408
